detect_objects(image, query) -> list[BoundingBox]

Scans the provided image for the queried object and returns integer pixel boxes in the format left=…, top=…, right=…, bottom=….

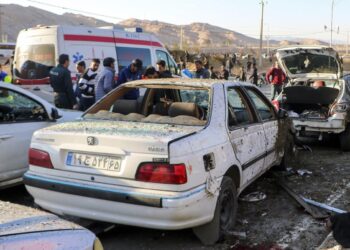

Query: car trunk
left=33, top=120, right=202, bottom=181
left=283, top=86, right=339, bottom=120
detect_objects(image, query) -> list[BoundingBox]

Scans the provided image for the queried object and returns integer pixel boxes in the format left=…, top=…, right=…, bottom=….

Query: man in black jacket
left=156, top=60, right=172, bottom=78
left=50, top=54, right=78, bottom=109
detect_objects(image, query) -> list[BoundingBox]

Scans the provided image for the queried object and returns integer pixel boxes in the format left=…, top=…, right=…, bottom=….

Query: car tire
left=340, top=126, right=350, bottom=151
left=192, top=176, right=237, bottom=245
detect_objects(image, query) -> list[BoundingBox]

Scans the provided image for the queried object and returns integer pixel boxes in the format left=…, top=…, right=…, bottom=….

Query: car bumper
left=24, top=172, right=216, bottom=230
left=292, top=118, right=345, bottom=134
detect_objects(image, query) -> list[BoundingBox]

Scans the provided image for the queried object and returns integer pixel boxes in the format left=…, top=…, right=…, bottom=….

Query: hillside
left=0, top=4, right=326, bottom=49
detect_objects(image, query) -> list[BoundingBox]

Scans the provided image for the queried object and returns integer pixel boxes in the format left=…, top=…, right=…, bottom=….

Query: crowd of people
left=49, top=52, right=288, bottom=110
left=49, top=54, right=178, bottom=111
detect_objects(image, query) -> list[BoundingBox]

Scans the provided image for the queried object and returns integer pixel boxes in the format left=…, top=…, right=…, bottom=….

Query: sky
left=1, top=0, right=350, bottom=43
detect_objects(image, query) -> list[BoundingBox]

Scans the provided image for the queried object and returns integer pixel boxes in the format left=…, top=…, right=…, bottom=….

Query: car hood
left=276, top=47, right=342, bottom=80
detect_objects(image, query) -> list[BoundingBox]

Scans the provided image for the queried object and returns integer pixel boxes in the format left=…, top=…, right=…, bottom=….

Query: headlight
left=93, top=237, right=104, bottom=250
left=330, top=103, right=349, bottom=115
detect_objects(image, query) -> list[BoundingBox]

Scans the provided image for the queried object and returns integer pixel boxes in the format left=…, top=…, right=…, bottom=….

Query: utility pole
left=180, top=26, right=184, bottom=50
left=0, top=5, right=2, bottom=42
left=347, top=31, right=349, bottom=55
left=259, top=0, right=265, bottom=67
left=330, top=0, right=335, bottom=47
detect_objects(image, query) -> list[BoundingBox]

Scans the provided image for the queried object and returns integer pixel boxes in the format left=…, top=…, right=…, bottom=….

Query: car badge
left=87, top=136, right=97, bottom=146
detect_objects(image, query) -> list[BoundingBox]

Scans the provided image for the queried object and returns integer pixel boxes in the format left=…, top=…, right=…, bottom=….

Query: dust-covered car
left=24, top=79, right=288, bottom=244
left=0, top=82, right=82, bottom=189
left=274, top=46, right=350, bottom=150
left=0, top=200, right=103, bottom=250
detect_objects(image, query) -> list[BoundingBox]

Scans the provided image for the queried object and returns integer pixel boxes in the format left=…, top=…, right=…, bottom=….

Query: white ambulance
left=13, top=25, right=179, bottom=90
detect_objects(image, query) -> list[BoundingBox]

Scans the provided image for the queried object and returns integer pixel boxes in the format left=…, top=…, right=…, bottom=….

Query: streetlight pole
left=259, top=0, right=265, bottom=67
left=330, top=0, right=335, bottom=47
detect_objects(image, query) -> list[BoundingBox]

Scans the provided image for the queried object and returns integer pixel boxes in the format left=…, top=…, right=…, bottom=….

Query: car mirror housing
left=50, top=108, right=62, bottom=121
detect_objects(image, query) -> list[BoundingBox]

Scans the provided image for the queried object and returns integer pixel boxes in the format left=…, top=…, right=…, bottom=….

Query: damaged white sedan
left=274, top=46, right=350, bottom=150
left=24, top=79, right=288, bottom=244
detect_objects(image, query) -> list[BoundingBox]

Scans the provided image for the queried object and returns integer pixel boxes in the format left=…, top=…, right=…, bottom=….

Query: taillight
left=29, top=148, right=53, bottom=169
left=271, top=100, right=280, bottom=111
left=135, top=163, right=187, bottom=184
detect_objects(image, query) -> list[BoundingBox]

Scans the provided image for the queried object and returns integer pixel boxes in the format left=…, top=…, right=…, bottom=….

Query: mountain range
left=0, top=4, right=327, bottom=49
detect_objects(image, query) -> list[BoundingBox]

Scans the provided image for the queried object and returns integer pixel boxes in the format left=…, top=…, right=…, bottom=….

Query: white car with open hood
left=274, top=46, right=350, bottom=150
left=0, top=82, right=82, bottom=189
left=24, top=79, right=288, bottom=244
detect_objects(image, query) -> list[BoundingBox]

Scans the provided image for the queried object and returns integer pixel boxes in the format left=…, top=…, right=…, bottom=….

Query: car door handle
left=0, top=134, right=13, bottom=141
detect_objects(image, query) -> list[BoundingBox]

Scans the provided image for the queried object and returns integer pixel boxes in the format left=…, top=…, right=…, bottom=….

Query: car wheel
left=192, top=176, right=237, bottom=245
left=340, top=126, right=350, bottom=151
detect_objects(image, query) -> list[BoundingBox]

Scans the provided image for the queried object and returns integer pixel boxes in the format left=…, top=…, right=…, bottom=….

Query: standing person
left=78, top=59, right=100, bottom=111
left=95, top=57, right=116, bottom=101
left=49, top=54, right=78, bottom=110
left=194, top=60, right=210, bottom=79
left=249, top=63, right=258, bottom=86
left=210, top=66, right=218, bottom=79
left=0, top=64, right=8, bottom=81
left=219, top=65, right=229, bottom=80
left=144, top=66, right=159, bottom=79
left=156, top=59, right=172, bottom=78
left=74, top=60, right=86, bottom=106
left=4, top=51, right=14, bottom=78
left=116, top=58, right=143, bottom=100
left=239, top=66, right=246, bottom=81
left=266, top=61, right=286, bottom=100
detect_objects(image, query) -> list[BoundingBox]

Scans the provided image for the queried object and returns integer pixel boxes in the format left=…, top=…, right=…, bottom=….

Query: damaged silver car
left=274, top=46, right=350, bottom=150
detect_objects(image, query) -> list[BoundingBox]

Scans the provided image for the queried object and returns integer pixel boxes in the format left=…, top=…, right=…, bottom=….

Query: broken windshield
left=84, top=86, right=211, bottom=126
left=282, top=53, right=338, bottom=75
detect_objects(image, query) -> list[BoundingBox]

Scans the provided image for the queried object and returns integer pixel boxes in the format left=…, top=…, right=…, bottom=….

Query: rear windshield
left=84, top=86, right=210, bottom=126
left=282, top=53, right=338, bottom=75
left=14, top=44, right=55, bottom=79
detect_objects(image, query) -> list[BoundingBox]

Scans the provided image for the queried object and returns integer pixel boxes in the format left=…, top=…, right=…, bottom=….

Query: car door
left=0, top=87, right=52, bottom=185
left=244, top=87, right=279, bottom=170
left=226, top=86, right=266, bottom=185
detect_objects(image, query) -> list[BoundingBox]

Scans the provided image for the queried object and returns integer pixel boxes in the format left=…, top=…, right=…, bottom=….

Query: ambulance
left=13, top=25, right=180, bottom=89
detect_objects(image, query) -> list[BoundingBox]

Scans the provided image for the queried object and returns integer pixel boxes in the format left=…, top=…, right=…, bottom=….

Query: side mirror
left=50, top=108, right=62, bottom=121
left=277, top=108, right=288, bottom=119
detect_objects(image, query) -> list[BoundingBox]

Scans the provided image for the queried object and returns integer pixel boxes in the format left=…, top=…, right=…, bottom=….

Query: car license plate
left=66, top=152, right=121, bottom=172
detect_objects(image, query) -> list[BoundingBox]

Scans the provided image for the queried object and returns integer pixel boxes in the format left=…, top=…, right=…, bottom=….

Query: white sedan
left=24, top=79, right=288, bottom=244
left=0, top=82, right=81, bottom=188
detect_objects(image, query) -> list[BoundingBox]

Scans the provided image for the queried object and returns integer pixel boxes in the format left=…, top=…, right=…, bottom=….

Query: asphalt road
left=1, top=141, right=348, bottom=250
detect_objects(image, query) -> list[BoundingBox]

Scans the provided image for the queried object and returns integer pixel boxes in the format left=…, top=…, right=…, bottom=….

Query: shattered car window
left=84, top=86, right=210, bottom=126
left=179, top=90, right=209, bottom=109
left=282, top=53, right=338, bottom=74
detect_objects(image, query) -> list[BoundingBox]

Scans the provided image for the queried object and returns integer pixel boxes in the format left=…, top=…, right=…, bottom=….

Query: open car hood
left=276, top=47, right=342, bottom=80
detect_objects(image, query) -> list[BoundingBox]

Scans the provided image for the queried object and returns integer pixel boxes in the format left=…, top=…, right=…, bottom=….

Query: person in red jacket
left=266, top=61, right=286, bottom=100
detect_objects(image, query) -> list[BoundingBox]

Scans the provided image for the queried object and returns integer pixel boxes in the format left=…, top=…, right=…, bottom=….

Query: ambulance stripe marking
left=64, top=34, right=162, bottom=47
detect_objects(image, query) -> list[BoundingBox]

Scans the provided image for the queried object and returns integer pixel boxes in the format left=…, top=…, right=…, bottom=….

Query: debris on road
left=302, top=197, right=347, bottom=214
left=239, top=191, right=267, bottom=202
left=297, top=169, right=313, bottom=176
left=274, top=175, right=328, bottom=219
left=226, top=230, right=247, bottom=239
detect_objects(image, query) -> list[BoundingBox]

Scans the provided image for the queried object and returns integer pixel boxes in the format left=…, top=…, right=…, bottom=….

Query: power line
left=26, top=0, right=125, bottom=21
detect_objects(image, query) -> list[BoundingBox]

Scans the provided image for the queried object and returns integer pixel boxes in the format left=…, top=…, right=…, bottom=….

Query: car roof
left=0, top=201, right=84, bottom=236
left=123, top=78, right=253, bottom=89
